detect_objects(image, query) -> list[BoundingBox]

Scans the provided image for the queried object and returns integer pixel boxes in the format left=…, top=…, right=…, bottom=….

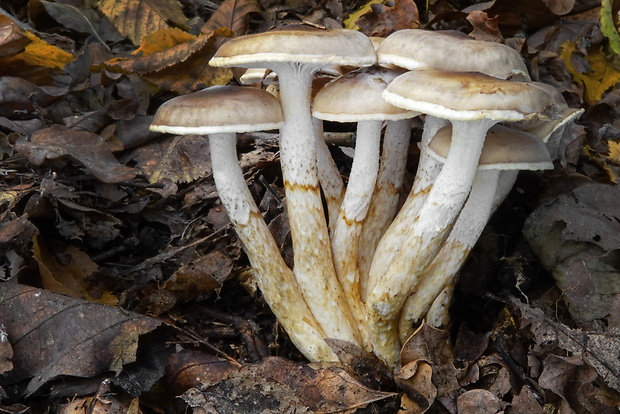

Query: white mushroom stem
left=367, top=118, right=497, bottom=367
left=273, top=65, right=361, bottom=345
left=363, top=116, right=446, bottom=301
left=330, top=120, right=382, bottom=349
left=313, top=118, right=345, bottom=232
left=358, top=118, right=412, bottom=294
left=425, top=284, right=454, bottom=328
left=397, top=169, right=511, bottom=342
left=208, top=133, right=338, bottom=362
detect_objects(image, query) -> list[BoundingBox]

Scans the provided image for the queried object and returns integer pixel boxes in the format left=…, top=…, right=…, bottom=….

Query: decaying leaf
left=14, top=124, right=136, bottom=183
left=344, top=0, right=419, bottom=37
left=523, top=183, right=620, bottom=324
left=466, top=10, right=503, bottom=42
left=0, top=15, right=31, bottom=58
left=0, top=283, right=161, bottom=397
left=600, top=0, right=620, bottom=55
left=105, top=27, right=233, bottom=93
left=59, top=379, right=143, bottom=414
left=40, top=1, right=106, bottom=46
left=512, top=298, right=620, bottom=392
left=560, top=40, right=620, bottom=102
left=183, top=357, right=395, bottom=413
left=98, top=0, right=188, bottom=44
left=456, top=389, right=506, bottom=414
left=33, top=236, right=118, bottom=305
left=0, top=323, right=13, bottom=375
left=201, top=0, right=261, bottom=36
left=133, top=134, right=212, bottom=184
left=164, top=251, right=234, bottom=302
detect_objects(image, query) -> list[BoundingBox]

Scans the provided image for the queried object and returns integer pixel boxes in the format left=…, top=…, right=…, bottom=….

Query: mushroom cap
left=428, top=124, right=554, bottom=170
left=313, top=66, right=418, bottom=122
left=210, top=26, right=376, bottom=69
left=150, top=85, right=284, bottom=135
left=383, top=69, right=557, bottom=122
left=376, top=29, right=530, bottom=80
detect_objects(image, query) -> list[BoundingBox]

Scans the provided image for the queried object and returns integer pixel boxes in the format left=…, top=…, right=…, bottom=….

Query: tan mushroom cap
left=150, top=85, right=283, bottom=135
left=313, top=66, right=417, bottom=122
left=428, top=124, right=554, bottom=171
left=383, top=69, right=557, bottom=122
left=376, top=29, right=530, bottom=80
left=210, top=26, right=377, bottom=68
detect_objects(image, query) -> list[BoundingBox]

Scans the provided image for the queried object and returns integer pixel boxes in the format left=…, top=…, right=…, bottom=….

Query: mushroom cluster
left=150, top=27, right=582, bottom=368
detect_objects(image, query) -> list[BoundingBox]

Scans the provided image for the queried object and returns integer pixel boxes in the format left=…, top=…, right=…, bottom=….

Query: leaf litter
left=0, top=0, right=619, bottom=412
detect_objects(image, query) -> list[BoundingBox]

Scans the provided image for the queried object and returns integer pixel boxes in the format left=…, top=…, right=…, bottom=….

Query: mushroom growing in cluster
left=150, top=85, right=336, bottom=362
left=209, top=26, right=377, bottom=346
left=148, top=26, right=582, bottom=370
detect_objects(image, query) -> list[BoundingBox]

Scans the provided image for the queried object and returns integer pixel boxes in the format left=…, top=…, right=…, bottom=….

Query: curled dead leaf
left=15, top=125, right=136, bottom=183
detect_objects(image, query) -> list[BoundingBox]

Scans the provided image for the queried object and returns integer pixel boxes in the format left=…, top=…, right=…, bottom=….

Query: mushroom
left=369, top=29, right=532, bottom=292
left=210, top=26, right=376, bottom=345
left=376, top=29, right=531, bottom=81
left=366, top=69, right=558, bottom=366
left=312, top=66, right=417, bottom=347
left=398, top=124, right=554, bottom=341
left=150, top=85, right=337, bottom=362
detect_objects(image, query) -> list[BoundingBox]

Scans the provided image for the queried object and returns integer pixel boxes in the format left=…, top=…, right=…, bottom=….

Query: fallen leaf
left=105, top=27, right=233, bottom=93
left=59, top=379, right=143, bottom=414
left=0, top=30, right=74, bottom=72
left=0, top=15, right=31, bottom=58
left=40, top=1, right=106, bottom=46
left=0, top=283, right=161, bottom=397
left=133, top=134, right=211, bottom=184
left=164, top=251, right=234, bottom=302
left=0, top=322, right=13, bottom=375
left=183, top=356, right=395, bottom=413
left=466, top=10, right=503, bottom=42
left=560, top=40, right=620, bottom=102
left=344, top=0, right=420, bottom=37
left=456, top=389, right=506, bottom=414
left=600, top=0, right=620, bottom=55
left=523, top=183, right=620, bottom=323
left=33, top=236, right=118, bottom=305
left=165, top=349, right=239, bottom=394
left=97, top=0, right=188, bottom=44
left=201, top=0, right=261, bottom=36
left=15, top=125, right=137, bottom=183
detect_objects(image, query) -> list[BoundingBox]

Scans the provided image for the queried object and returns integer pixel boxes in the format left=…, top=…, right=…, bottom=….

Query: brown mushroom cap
left=428, top=124, right=554, bottom=170
left=376, top=29, right=530, bottom=80
left=313, top=66, right=417, bottom=122
left=210, top=26, right=376, bottom=68
left=383, top=69, right=557, bottom=122
left=150, top=85, right=283, bottom=135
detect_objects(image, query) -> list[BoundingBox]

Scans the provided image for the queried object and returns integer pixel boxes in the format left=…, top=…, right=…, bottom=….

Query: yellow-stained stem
left=209, top=133, right=337, bottom=362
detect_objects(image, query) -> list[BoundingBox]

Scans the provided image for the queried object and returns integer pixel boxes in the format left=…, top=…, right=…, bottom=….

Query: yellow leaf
left=607, top=140, right=620, bottom=162
left=98, top=0, right=188, bottom=44
left=0, top=30, right=73, bottom=69
left=105, top=27, right=234, bottom=93
left=560, top=40, right=620, bottom=102
left=344, top=0, right=384, bottom=30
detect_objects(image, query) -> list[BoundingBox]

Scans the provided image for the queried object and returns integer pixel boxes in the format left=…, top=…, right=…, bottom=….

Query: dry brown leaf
left=98, top=0, right=188, bottom=44
left=345, top=0, right=420, bottom=37
left=105, top=27, right=233, bottom=93
left=14, top=125, right=137, bottom=183
left=60, top=379, right=143, bottom=414
left=133, top=134, right=211, bottom=184
left=456, top=389, right=506, bottom=414
left=33, top=236, right=118, bottom=306
left=0, top=322, right=13, bottom=375
left=164, top=251, right=234, bottom=302
left=0, top=15, right=31, bottom=58
left=201, top=0, right=261, bottom=36
left=523, top=183, right=620, bottom=324
left=165, top=349, right=240, bottom=394
left=466, top=10, right=503, bottom=42
left=183, top=356, right=395, bottom=413
left=0, top=283, right=161, bottom=397
left=395, top=361, right=436, bottom=414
